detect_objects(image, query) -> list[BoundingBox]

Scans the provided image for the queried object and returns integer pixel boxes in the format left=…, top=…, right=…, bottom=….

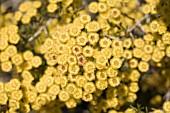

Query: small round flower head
left=99, top=37, right=112, bottom=48
left=96, top=80, right=108, bottom=90
left=27, top=8, right=37, bottom=17
left=68, top=64, right=80, bottom=75
left=163, top=101, right=170, bottom=112
left=67, top=54, right=77, bottom=65
left=66, top=83, right=77, bottom=95
left=58, top=32, right=70, bottom=43
left=77, top=54, right=87, bottom=66
left=123, top=50, right=133, bottom=60
left=76, top=76, right=87, bottom=88
left=0, top=51, right=10, bottom=62
left=40, top=75, right=54, bottom=87
left=1, top=61, right=12, bottom=72
left=138, top=61, right=149, bottom=72
left=73, top=18, right=84, bottom=29
left=14, top=11, right=22, bottom=21
left=10, top=90, right=23, bottom=101
left=134, top=38, right=145, bottom=48
left=23, top=50, right=34, bottom=61
left=133, top=48, right=144, bottom=58
left=162, top=32, right=170, bottom=45
left=98, top=2, right=107, bottom=12
left=69, top=25, right=81, bottom=37
left=0, top=92, right=8, bottom=105
left=73, top=87, right=83, bottom=99
left=108, top=77, right=121, bottom=87
left=21, top=15, right=31, bottom=24
left=59, top=90, right=70, bottom=102
left=96, top=55, right=108, bottom=67
left=0, top=36, right=8, bottom=50
left=5, top=45, right=17, bottom=57
left=35, top=82, right=47, bottom=93
left=129, top=69, right=140, bottom=82
left=47, top=3, right=58, bottom=13
left=141, top=4, right=151, bottom=14
left=82, top=92, right=93, bottom=102
left=33, top=1, right=42, bottom=8
left=44, top=38, right=54, bottom=50
left=83, top=82, right=96, bottom=93
left=47, top=84, right=60, bottom=96
left=144, top=34, right=154, bottom=42
left=80, top=14, right=91, bottom=24
left=106, top=67, right=118, bottom=78
left=11, top=53, right=23, bottom=66
left=26, top=91, right=37, bottom=103
left=129, top=58, right=138, bottom=68
left=65, top=98, right=77, bottom=108
left=149, top=20, right=159, bottom=33
left=85, top=21, right=100, bottom=32
left=158, top=25, right=167, bottom=35
left=96, top=71, right=107, bottom=81
left=126, top=92, right=137, bottom=103
left=111, top=39, right=123, bottom=48
left=107, top=0, right=117, bottom=7
left=31, top=56, right=42, bottom=68
left=19, top=1, right=32, bottom=12
left=88, top=33, right=99, bottom=46
left=83, top=72, right=95, bottom=83
left=129, top=82, right=139, bottom=93
left=83, top=61, right=96, bottom=73
left=143, top=44, right=153, bottom=54
left=88, top=2, right=98, bottom=13
left=21, top=71, right=34, bottom=82
left=9, top=79, right=21, bottom=91
left=72, top=45, right=82, bottom=55
left=123, top=38, right=132, bottom=49
left=57, top=64, right=68, bottom=75
left=110, top=57, right=122, bottom=69
left=109, top=8, right=121, bottom=18
left=76, top=35, right=88, bottom=46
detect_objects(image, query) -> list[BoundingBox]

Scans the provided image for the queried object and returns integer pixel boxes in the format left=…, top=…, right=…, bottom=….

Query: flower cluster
left=0, top=0, right=170, bottom=113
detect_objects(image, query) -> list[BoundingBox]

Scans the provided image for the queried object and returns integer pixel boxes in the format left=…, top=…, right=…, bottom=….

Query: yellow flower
left=35, top=82, right=47, bottom=93
left=31, top=56, right=42, bottom=68
left=33, top=1, right=42, bottom=8
left=82, top=92, right=93, bottom=102
left=10, top=90, right=23, bottom=101
left=47, top=3, right=58, bottom=13
left=95, top=80, right=108, bottom=90
left=110, top=57, right=122, bottom=69
left=98, top=2, right=107, bottom=12
left=163, top=101, right=170, bottom=112
left=88, top=2, right=98, bottom=13
left=80, top=14, right=91, bottom=24
left=65, top=98, right=77, bottom=108
left=0, top=92, right=8, bottom=105
left=138, top=61, right=149, bottom=72
left=23, top=50, right=34, bottom=61
left=108, top=77, right=121, bottom=87
left=1, top=61, right=12, bottom=72
left=58, top=90, right=70, bottom=102
left=85, top=21, right=100, bottom=32
left=21, top=71, right=34, bottom=82
left=11, top=53, right=23, bottom=66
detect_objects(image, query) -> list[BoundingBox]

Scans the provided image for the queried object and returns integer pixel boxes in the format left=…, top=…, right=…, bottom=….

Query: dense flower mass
left=0, top=0, right=170, bottom=113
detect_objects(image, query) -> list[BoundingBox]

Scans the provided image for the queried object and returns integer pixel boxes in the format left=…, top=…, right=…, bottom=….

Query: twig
left=127, top=14, right=149, bottom=33
left=164, top=88, right=170, bottom=101
left=28, top=19, right=52, bottom=42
